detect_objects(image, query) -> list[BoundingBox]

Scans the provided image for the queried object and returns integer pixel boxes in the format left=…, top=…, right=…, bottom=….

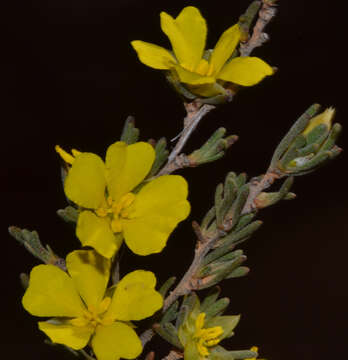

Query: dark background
left=2, top=1, right=347, bottom=359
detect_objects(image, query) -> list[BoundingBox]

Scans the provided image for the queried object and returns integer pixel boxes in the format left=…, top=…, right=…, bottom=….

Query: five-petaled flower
left=56, top=141, right=190, bottom=258
left=131, top=6, right=274, bottom=98
left=22, top=250, right=163, bottom=360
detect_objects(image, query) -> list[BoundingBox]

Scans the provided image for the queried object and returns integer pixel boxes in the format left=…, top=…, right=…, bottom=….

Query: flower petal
left=92, top=322, right=142, bottom=360
left=160, top=6, right=207, bottom=69
left=65, top=153, right=106, bottom=209
left=22, top=265, right=85, bottom=318
left=76, top=211, right=123, bottom=259
left=131, top=40, right=176, bottom=70
left=106, top=270, right=163, bottom=322
left=174, top=65, right=215, bottom=85
left=105, top=141, right=155, bottom=202
left=187, top=83, right=226, bottom=98
left=38, top=320, right=93, bottom=350
left=218, top=56, right=274, bottom=86
left=210, top=24, right=241, bottom=75
left=66, top=250, right=111, bottom=309
left=123, top=175, right=190, bottom=255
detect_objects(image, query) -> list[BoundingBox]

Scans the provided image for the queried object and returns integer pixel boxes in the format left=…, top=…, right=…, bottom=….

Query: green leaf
left=161, top=301, right=179, bottom=325
left=120, top=115, right=140, bottom=144
left=217, top=220, right=263, bottom=249
left=234, top=213, right=256, bottom=232
left=201, top=206, right=216, bottom=231
left=159, top=276, right=176, bottom=297
left=204, top=298, right=230, bottom=318
left=201, top=287, right=221, bottom=312
left=147, top=138, right=169, bottom=177
left=306, top=123, right=329, bottom=144
left=153, top=323, right=182, bottom=349
left=57, top=206, right=78, bottom=223
left=225, top=266, right=250, bottom=279
left=210, top=346, right=258, bottom=360
left=199, top=256, right=247, bottom=289
left=224, top=184, right=250, bottom=230
left=270, top=104, right=321, bottom=168
left=319, top=123, right=342, bottom=152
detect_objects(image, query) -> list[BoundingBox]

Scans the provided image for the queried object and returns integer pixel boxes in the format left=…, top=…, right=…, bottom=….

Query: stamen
left=98, top=297, right=111, bottom=313
left=70, top=317, right=90, bottom=327
left=193, top=312, right=223, bottom=357
left=55, top=145, right=76, bottom=165
left=195, top=59, right=210, bottom=76
left=111, top=219, right=123, bottom=233
left=71, top=149, right=82, bottom=157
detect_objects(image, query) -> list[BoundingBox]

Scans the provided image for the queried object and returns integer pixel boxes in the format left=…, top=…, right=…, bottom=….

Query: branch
left=158, top=103, right=215, bottom=176
left=140, top=329, right=155, bottom=347
left=161, top=350, right=183, bottom=360
left=242, top=169, right=282, bottom=214
left=163, top=170, right=282, bottom=311
left=240, top=0, right=278, bottom=57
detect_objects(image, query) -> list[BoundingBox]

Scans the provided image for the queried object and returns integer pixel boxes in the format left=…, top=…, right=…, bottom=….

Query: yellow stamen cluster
left=96, top=193, right=136, bottom=232
left=193, top=313, right=223, bottom=357
left=70, top=297, right=113, bottom=328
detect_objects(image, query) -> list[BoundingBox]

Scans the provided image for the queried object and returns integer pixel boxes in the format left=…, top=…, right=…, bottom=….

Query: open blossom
left=22, top=250, right=163, bottom=360
left=131, top=6, right=273, bottom=98
left=56, top=141, right=190, bottom=258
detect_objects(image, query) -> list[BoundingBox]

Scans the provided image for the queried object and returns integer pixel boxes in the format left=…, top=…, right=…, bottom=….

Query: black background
left=2, top=1, right=347, bottom=359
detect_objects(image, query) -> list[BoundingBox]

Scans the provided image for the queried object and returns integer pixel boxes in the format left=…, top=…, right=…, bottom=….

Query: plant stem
left=161, top=350, right=183, bottom=360
left=163, top=170, right=281, bottom=311
left=158, top=103, right=215, bottom=176
left=240, top=0, right=278, bottom=57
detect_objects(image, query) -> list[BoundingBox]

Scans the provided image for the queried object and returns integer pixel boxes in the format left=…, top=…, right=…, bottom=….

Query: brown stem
left=240, top=0, right=278, bottom=57
left=161, top=350, right=183, bottom=360
left=158, top=103, right=215, bottom=176
left=242, top=170, right=282, bottom=214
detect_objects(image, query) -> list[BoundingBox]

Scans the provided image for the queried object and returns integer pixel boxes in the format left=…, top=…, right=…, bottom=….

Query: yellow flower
left=56, top=141, right=190, bottom=258
left=22, top=250, right=163, bottom=360
left=193, top=313, right=224, bottom=357
left=131, top=6, right=273, bottom=98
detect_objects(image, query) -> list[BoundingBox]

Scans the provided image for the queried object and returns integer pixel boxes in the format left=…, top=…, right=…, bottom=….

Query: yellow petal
left=303, top=107, right=335, bottom=135
left=66, top=250, right=111, bottom=309
left=160, top=6, right=207, bottom=69
left=131, top=40, right=176, bottom=70
left=210, top=24, right=241, bottom=75
left=218, top=56, right=274, bottom=86
left=187, top=83, right=226, bottom=98
left=76, top=211, right=123, bottom=259
left=174, top=65, right=215, bottom=85
left=92, top=322, right=142, bottom=360
left=65, top=153, right=106, bottom=209
left=105, top=141, right=155, bottom=202
left=38, top=320, right=93, bottom=350
left=106, top=270, right=163, bottom=321
left=22, top=265, right=85, bottom=318
left=123, top=175, right=190, bottom=255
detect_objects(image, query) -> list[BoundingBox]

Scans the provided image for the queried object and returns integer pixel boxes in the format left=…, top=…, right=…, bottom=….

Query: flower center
left=70, top=297, right=113, bottom=328
left=181, top=59, right=215, bottom=77
left=193, top=313, right=223, bottom=357
left=95, top=193, right=136, bottom=233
